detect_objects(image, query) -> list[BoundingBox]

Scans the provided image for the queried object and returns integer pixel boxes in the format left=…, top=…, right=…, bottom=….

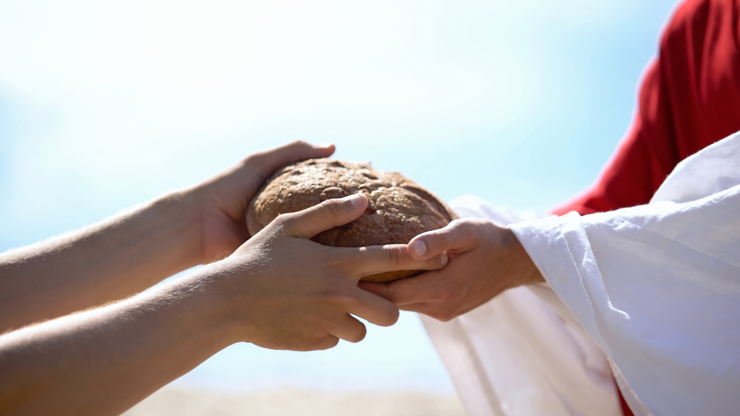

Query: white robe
left=423, top=132, right=740, bottom=416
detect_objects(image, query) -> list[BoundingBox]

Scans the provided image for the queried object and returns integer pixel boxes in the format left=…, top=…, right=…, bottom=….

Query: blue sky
left=0, top=0, right=680, bottom=393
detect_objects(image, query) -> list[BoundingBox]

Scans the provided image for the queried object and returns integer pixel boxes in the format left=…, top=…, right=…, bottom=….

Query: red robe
left=550, top=0, right=740, bottom=413
left=553, top=0, right=740, bottom=217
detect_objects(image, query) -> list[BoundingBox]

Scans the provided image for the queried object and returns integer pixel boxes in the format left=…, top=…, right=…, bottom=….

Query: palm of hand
left=197, top=170, right=262, bottom=263
left=199, top=200, right=251, bottom=263
left=191, top=141, right=336, bottom=264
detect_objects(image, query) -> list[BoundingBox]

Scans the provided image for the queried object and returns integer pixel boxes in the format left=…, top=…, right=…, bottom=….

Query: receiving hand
left=190, top=141, right=335, bottom=263
left=359, top=219, right=544, bottom=322
left=214, top=193, right=449, bottom=351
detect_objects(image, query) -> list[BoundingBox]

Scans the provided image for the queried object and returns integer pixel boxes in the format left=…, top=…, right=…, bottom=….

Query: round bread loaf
left=247, top=158, right=457, bottom=283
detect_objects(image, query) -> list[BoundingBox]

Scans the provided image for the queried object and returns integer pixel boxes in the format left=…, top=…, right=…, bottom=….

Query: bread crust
left=247, top=158, right=457, bottom=283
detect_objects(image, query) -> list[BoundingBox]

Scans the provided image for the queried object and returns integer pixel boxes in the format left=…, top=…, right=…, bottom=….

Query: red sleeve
left=552, top=0, right=740, bottom=216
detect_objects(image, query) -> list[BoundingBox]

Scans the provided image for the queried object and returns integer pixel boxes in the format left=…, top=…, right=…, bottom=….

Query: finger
left=337, top=244, right=448, bottom=280
left=329, top=314, right=368, bottom=343
left=408, top=220, right=479, bottom=260
left=281, top=194, right=368, bottom=239
left=309, top=334, right=340, bottom=351
left=358, top=269, right=455, bottom=306
left=347, top=288, right=400, bottom=327
left=398, top=303, right=458, bottom=322
left=354, top=286, right=456, bottom=322
left=248, top=141, right=336, bottom=177
left=357, top=281, right=394, bottom=302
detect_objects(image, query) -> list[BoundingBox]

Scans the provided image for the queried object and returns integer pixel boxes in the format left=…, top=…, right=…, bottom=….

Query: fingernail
left=440, top=251, right=449, bottom=267
left=319, top=142, right=334, bottom=148
left=345, top=193, right=363, bottom=208
left=410, top=240, right=427, bottom=257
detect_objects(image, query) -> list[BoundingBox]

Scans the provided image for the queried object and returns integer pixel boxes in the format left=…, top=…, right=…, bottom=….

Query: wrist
left=170, top=184, right=223, bottom=265
left=501, top=227, right=545, bottom=288
left=151, top=190, right=205, bottom=265
left=170, top=265, right=245, bottom=347
left=182, top=176, right=255, bottom=264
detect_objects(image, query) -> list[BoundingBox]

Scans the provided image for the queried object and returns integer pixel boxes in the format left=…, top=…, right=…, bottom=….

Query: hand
left=212, top=193, right=449, bottom=351
left=189, top=141, right=336, bottom=263
left=359, top=219, right=544, bottom=322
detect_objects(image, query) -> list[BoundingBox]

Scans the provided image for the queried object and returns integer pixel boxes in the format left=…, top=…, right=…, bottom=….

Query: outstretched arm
left=0, top=194, right=448, bottom=416
left=0, top=141, right=334, bottom=332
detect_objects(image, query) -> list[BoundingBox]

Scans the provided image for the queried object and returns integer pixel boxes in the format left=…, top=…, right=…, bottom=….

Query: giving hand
left=359, top=219, right=544, bottom=322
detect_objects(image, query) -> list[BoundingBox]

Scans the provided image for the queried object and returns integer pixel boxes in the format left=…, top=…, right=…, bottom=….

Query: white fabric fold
left=422, top=197, right=621, bottom=416
left=424, top=131, right=740, bottom=416
left=510, top=132, right=740, bottom=415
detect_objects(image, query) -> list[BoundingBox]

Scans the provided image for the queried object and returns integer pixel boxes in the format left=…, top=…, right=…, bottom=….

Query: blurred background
left=0, top=0, right=679, bottom=414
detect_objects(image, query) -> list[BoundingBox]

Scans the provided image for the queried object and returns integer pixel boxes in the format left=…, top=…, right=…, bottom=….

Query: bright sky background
left=0, top=0, right=679, bottom=394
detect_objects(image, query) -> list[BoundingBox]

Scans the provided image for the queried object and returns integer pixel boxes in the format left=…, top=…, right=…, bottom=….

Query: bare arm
left=0, top=194, right=448, bottom=416
left=0, top=141, right=335, bottom=332
left=0, top=271, right=235, bottom=416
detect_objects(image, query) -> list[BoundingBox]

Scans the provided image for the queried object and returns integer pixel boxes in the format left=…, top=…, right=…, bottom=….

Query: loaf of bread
left=247, top=158, right=457, bottom=283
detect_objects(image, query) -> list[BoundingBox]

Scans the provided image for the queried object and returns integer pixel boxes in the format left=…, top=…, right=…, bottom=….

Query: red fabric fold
left=552, top=0, right=740, bottom=217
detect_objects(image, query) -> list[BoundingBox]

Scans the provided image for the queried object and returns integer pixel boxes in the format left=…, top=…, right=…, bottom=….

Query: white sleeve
left=422, top=196, right=621, bottom=416
left=510, top=185, right=740, bottom=416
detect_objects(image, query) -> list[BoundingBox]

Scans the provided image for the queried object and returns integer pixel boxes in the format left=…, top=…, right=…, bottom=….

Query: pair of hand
left=186, top=141, right=445, bottom=351
left=189, top=140, right=540, bottom=350
left=211, top=193, right=447, bottom=351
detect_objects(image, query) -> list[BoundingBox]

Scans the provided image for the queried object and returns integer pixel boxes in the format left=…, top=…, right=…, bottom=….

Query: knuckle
left=458, top=220, right=477, bottom=236
left=430, top=225, right=459, bottom=251
left=444, top=219, right=482, bottom=244
left=268, top=213, right=293, bottom=233
left=449, top=219, right=465, bottom=231
left=320, top=199, right=342, bottom=220
left=436, top=231, right=451, bottom=247
left=274, top=212, right=293, bottom=225
left=320, top=285, right=355, bottom=306
left=386, top=245, right=407, bottom=266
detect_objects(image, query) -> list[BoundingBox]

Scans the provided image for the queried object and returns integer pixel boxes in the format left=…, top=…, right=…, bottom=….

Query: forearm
left=0, top=268, right=237, bottom=416
left=0, top=191, right=203, bottom=331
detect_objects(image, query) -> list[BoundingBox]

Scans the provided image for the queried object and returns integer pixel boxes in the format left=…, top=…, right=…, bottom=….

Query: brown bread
left=247, top=158, right=457, bottom=283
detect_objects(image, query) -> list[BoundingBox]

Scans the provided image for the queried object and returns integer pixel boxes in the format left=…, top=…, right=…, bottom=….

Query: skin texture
left=360, top=218, right=544, bottom=322
left=0, top=142, right=447, bottom=416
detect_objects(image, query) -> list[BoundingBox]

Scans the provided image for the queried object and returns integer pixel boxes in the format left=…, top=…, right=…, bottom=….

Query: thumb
left=408, top=220, right=477, bottom=260
left=282, top=193, right=368, bottom=239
